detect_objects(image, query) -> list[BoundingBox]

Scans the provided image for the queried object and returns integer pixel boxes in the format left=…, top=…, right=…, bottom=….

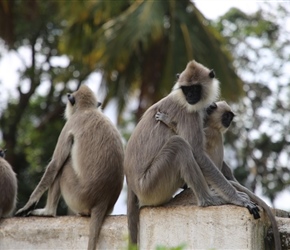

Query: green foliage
left=155, top=244, right=186, bottom=250
left=0, top=0, right=289, bottom=213
left=126, top=242, right=186, bottom=250
left=214, top=3, right=290, bottom=204
left=60, top=0, right=243, bottom=119
left=0, top=0, right=97, bottom=211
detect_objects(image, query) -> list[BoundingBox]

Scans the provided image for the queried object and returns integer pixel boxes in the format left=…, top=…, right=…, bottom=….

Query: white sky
left=0, top=2, right=289, bottom=214
left=194, top=0, right=259, bottom=19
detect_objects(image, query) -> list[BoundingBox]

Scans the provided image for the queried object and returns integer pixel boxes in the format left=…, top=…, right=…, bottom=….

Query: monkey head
left=65, top=85, right=98, bottom=119
left=172, top=60, right=220, bottom=112
left=0, top=148, right=7, bottom=158
left=205, top=101, right=235, bottom=133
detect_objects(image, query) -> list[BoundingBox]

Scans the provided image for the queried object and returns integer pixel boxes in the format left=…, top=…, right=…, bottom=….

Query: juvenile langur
left=16, top=85, right=124, bottom=250
left=125, top=60, right=260, bottom=244
left=157, top=101, right=281, bottom=250
left=204, top=102, right=281, bottom=250
left=0, top=148, right=17, bottom=218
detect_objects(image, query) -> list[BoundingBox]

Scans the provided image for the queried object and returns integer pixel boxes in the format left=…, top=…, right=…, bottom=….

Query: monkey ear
left=206, top=102, right=217, bottom=115
left=209, top=69, right=215, bottom=78
left=67, top=94, right=76, bottom=106
left=176, top=73, right=180, bottom=79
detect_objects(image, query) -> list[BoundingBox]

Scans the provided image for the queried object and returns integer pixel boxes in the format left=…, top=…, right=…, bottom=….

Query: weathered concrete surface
left=1, top=199, right=289, bottom=250
left=266, top=216, right=290, bottom=250
left=140, top=205, right=270, bottom=250
left=0, top=215, right=128, bottom=250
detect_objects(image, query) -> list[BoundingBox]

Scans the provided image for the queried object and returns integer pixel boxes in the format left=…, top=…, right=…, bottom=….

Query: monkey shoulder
left=0, top=159, right=17, bottom=181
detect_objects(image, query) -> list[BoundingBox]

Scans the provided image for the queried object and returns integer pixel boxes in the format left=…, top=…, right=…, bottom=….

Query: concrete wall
left=140, top=205, right=268, bottom=250
left=0, top=205, right=289, bottom=250
left=0, top=215, right=127, bottom=250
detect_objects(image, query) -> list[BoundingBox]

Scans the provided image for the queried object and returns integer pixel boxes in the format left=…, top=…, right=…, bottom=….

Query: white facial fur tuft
left=171, top=78, right=220, bottom=113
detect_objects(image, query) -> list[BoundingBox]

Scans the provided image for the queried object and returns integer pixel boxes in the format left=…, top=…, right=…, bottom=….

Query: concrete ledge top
left=0, top=205, right=289, bottom=250
left=0, top=215, right=128, bottom=250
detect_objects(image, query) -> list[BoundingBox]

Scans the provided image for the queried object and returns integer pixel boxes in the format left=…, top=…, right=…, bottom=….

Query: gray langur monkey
left=125, top=60, right=260, bottom=244
left=157, top=101, right=281, bottom=250
left=204, top=101, right=281, bottom=250
left=16, top=85, right=124, bottom=250
left=0, top=148, right=17, bottom=218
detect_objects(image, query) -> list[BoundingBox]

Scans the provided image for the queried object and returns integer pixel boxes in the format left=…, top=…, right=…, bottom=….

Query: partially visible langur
left=204, top=101, right=281, bottom=250
left=125, top=60, right=260, bottom=244
left=16, top=85, right=124, bottom=250
left=157, top=101, right=281, bottom=250
left=0, top=148, right=17, bottom=218
left=203, top=101, right=234, bottom=170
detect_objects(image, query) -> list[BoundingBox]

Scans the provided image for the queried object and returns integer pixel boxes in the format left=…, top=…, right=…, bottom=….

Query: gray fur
left=0, top=149, right=17, bottom=218
left=125, top=60, right=258, bottom=244
left=16, top=85, right=124, bottom=250
left=158, top=100, right=281, bottom=250
left=204, top=101, right=232, bottom=170
left=204, top=101, right=281, bottom=250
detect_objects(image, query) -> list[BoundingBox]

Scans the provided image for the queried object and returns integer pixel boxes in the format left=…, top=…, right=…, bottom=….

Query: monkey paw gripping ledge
left=0, top=205, right=289, bottom=250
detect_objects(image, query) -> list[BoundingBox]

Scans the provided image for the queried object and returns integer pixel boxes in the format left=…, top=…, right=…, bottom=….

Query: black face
left=222, top=111, right=234, bottom=128
left=206, top=102, right=217, bottom=115
left=67, top=93, right=75, bottom=105
left=181, top=85, right=202, bottom=105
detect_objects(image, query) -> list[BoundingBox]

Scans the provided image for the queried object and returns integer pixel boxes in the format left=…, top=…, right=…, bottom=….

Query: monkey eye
left=176, top=73, right=180, bottom=79
left=206, top=102, right=217, bottom=115
left=209, top=69, right=215, bottom=78
left=97, top=102, right=102, bottom=108
left=67, top=93, right=75, bottom=106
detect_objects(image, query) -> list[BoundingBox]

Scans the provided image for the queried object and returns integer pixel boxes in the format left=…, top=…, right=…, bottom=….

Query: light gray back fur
left=16, top=85, right=124, bottom=250
left=0, top=151, right=17, bottom=218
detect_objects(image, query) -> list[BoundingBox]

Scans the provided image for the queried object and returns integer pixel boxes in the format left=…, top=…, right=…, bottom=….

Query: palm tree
left=61, top=0, right=243, bottom=121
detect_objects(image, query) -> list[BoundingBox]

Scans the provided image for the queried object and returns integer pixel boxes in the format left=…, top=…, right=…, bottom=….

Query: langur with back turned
left=0, top=148, right=17, bottom=218
left=125, top=60, right=260, bottom=244
left=16, top=85, right=124, bottom=250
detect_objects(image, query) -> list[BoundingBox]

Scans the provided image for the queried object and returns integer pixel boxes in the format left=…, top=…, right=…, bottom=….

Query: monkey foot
left=246, top=204, right=260, bottom=219
left=15, top=201, right=38, bottom=217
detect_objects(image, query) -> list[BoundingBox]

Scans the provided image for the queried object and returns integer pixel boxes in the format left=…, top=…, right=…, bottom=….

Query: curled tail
left=87, top=205, right=108, bottom=250
left=127, top=187, right=139, bottom=245
left=230, top=181, right=281, bottom=250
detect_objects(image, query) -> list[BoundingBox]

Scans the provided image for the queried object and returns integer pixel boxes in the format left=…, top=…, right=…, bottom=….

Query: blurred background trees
left=0, top=0, right=289, bottom=212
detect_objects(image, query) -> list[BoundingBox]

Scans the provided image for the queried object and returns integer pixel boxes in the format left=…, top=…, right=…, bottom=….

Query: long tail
left=127, top=187, right=139, bottom=245
left=87, top=205, right=107, bottom=250
left=231, top=181, right=281, bottom=250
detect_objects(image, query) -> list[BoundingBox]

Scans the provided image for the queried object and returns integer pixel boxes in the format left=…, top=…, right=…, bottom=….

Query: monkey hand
left=155, top=111, right=167, bottom=122
left=15, top=199, right=38, bottom=217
